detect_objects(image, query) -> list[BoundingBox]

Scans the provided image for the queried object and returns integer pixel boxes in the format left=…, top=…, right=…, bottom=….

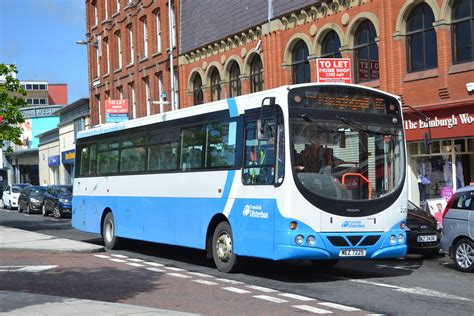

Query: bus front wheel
left=212, top=222, right=239, bottom=273
left=102, top=212, right=121, bottom=250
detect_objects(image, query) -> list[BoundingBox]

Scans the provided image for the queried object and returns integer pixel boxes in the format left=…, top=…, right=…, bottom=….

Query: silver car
left=441, top=185, right=474, bottom=272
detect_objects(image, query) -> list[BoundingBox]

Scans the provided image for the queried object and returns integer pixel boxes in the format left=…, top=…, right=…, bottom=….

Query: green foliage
left=0, top=63, right=26, bottom=153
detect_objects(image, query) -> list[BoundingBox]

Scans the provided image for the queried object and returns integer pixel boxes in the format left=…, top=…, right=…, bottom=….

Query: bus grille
left=359, top=235, right=381, bottom=246
left=326, top=235, right=381, bottom=247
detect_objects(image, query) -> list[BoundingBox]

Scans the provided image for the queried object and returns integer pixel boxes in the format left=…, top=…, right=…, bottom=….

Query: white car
left=2, top=184, right=32, bottom=209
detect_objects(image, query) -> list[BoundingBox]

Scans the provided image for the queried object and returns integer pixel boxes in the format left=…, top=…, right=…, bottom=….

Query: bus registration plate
left=339, top=249, right=366, bottom=257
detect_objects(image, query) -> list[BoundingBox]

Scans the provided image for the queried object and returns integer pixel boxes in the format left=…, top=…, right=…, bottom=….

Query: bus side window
left=242, top=119, right=277, bottom=185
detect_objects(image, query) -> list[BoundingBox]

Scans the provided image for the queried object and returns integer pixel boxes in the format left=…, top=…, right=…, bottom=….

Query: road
left=1, top=207, right=473, bottom=315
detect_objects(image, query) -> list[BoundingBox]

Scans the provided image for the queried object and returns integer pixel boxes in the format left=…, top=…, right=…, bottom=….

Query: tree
left=0, top=63, right=26, bottom=153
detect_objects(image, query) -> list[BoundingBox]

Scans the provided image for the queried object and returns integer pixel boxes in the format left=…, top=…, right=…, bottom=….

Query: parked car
left=42, top=185, right=73, bottom=218
left=405, top=200, right=442, bottom=257
left=441, top=185, right=474, bottom=272
left=2, top=184, right=32, bottom=209
left=18, top=186, right=47, bottom=214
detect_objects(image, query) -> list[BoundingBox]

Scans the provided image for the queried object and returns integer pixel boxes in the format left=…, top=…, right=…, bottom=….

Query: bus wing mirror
left=257, top=119, right=269, bottom=140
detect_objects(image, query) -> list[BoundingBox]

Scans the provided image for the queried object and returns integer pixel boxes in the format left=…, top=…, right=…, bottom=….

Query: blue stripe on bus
left=221, top=170, right=235, bottom=200
left=226, top=98, right=239, bottom=118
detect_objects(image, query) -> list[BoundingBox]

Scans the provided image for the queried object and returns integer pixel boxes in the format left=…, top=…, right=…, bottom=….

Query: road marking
left=253, top=295, right=288, bottom=303
left=293, top=305, right=333, bottom=314
left=216, top=278, right=244, bottom=285
left=318, top=302, right=360, bottom=311
left=144, top=262, right=164, bottom=267
left=222, top=287, right=251, bottom=294
left=187, top=272, right=213, bottom=278
left=278, top=293, right=315, bottom=301
left=128, top=258, right=145, bottom=262
left=165, top=267, right=186, bottom=272
left=94, top=254, right=110, bottom=259
left=146, top=267, right=166, bottom=273
left=109, top=258, right=126, bottom=263
left=111, top=254, right=128, bottom=258
left=193, top=279, right=218, bottom=286
left=245, top=285, right=278, bottom=293
left=126, top=262, right=145, bottom=267
left=167, top=272, right=192, bottom=279
left=0, top=265, right=57, bottom=272
left=376, top=264, right=420, bottom=271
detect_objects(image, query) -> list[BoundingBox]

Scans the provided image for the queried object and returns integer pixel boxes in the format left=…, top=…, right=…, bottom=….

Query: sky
left=0, top=0, right=88, bottom=103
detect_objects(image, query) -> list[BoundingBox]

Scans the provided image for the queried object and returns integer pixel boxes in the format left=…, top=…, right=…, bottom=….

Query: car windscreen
left=12, top=185, right=29, bottom=193
left=57, top=187, right=72, bottom=195
left=30, top=187, right=47, bottom=196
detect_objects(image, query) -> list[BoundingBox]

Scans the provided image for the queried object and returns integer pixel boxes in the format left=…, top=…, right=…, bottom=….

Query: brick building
left=178, top=0, right=474, bottom=206
left=85, top=0, right=178, bottom=126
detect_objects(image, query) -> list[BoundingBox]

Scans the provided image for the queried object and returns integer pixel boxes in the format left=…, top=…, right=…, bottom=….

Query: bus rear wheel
left=212, top=221, right=239, bottom=273
left=102, top=212, right=121, bottom=250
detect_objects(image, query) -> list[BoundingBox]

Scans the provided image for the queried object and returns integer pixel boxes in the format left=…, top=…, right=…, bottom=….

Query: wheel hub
left=456, top=243, right=473, bottom=269
left=105, top=220, right=114, bottom=243
left=216, top=232, right=232, bottom=262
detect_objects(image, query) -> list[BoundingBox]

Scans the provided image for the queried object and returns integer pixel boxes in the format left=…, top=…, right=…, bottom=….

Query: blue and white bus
left=72, top=83, right=408, bottom=272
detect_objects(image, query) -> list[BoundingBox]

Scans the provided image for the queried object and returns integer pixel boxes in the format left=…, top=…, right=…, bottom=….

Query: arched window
left=452, top=0, right=473, bottom=64
left=321, top=30, right=342, bottom=58
left=406, top=3, right=438, bottom=72
left=250, top=55, right=263, bottom=93
left=291, top=40, right=310, bottom=84
left=193, top=74, right=203, bottom=105
left=354, top=20, right=379, bottom=82
left=229, top=62, right=241, bottom=97
left=210, top=68, right=221, bottom=102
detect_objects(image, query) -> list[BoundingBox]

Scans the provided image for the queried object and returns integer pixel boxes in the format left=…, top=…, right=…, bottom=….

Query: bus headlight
left=389, top=235, right=397, bottom=245
left=398, top=234, right=405, bottom=244
left=295, top=235, right=304, bottom=245
left=306, top=236, right=316, bottom=246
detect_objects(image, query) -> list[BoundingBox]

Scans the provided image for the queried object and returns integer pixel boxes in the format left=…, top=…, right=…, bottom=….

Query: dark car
left=406, top=201, right=442, bottom=257
left=42, top=185, right=73, bottom=218
left=18, top=186, right=47, bottom=214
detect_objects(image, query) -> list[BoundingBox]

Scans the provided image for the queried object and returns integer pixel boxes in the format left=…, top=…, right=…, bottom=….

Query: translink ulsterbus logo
left=243, top=204, right=269, bottom=219
left=342, top=220, right=365, bottom=228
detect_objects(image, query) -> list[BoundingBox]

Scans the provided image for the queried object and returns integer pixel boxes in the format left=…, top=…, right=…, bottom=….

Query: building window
left=452, top=0, right=473, bottom=64
left=96, top=94, right=102, bottom=125
left=144, top=77, right=150, bottom=116
left=291, top=40, right=310, bottom=84
left=229, top=62, right=241, bottom=97
left=142, top=17, right=148, bottom=58
left=117, top=86, right=123, bottom=99
left=354, top=20, right=379, bottom=82
left=116, top=31, right=122, bottom=69
left=193, top=74, right=203, bottom=105
left=321, top=30, right=342, bottom=58
left=155, top=10, right=162, bottom=53
left=129, top=82, right=136, bottom=119
left=105, top=0, right=109, bottom=20
left=128, top=25, right=134, bottom=65
left=210, top=68, right=221, bottom=101
left=171, top=3, right=177, bottom=48
left=93, top=1, right=98, bottom=26
left=155, top=72, right=166, bottom=112
left=95, top=45, right=100, bottom=78
left=116, top=0, right=120, bottom=13
left=250, top=55, right=263, bottom=93
left=104, top=38, right=110, bottom=74
left=406, top=3, right=438, bottom=72
left=173, top=67, right=179, bottom=108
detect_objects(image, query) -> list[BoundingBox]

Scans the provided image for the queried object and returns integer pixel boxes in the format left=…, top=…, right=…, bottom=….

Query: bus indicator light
left=289, top=221, right=297, bottom=230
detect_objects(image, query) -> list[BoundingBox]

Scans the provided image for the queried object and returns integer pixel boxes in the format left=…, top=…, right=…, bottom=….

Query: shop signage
left=404, top=113, right=474, bottom=130
left=358, top=60, right=379, bottom=81
left=105, top=99, right=129, bottom=123
left=48, top=155, right=60, bottom=167
left=21, top=106, right=62, bottom=118
left=62, top=149, right=75, bottom=164
left=316, top=58, right=352, bottom=84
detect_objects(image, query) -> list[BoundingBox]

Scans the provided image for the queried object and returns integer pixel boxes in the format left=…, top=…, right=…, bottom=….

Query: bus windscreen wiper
left=301, top=115, right=334, bottom=133
left=336, top=116, right=391, bottom=136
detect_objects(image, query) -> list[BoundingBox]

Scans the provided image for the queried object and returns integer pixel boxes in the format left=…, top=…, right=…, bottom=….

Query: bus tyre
left=453, top=238, right=474, bottom=272
left=103, top=212, right=121, bottom=250
left=311, top=259, right=339, bottom=267
left=42, top=205, right=48, bottom=217
left=212, top=222, right=239, bottom=273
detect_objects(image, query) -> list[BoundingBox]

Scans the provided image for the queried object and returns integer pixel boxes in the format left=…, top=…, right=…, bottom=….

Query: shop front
left=48, top=155, right=60, bottom=185
left=61, top=149, right=75, bottom=185
left=404, top=104, right=474, bottom=208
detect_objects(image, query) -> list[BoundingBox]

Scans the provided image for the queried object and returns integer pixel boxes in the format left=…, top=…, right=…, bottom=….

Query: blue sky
left=0, top=0, right=88, bottom=103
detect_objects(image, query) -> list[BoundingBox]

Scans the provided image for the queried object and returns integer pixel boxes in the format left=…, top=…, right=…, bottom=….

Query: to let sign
left=317, top=58, right=352, bottom=84
left=105, top=99, right=129, bottom=123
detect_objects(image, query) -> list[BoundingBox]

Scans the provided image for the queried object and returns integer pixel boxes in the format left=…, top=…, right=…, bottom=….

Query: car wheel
left=212, top=221, right=239, bottom=273
left=102, top=212, right=121, bottom=249
left=311, top=259, right=339, bottom=267
left=26, top=204, right=31, bottom=215
left=18, top=203, right=23, bottom=213
left=53, top=206, right=62, bottom=219
left=453, top=238, right=474, bottom=272
left=42, top=204, right=48, bottom=217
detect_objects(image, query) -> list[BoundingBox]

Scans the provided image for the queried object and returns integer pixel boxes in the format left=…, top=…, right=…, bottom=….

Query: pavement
left=0, top=225, right=200, bottom=315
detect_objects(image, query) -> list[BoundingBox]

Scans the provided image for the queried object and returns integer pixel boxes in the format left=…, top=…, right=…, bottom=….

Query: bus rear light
left=306, top=235, right=316, bottom=246
left=389, top=235, right=396, bottom=246
left=295, top=235, right=304, bottom=245
left=289, top=221, right=297, bottom=230
left=400, top=222, right=405, bottom=230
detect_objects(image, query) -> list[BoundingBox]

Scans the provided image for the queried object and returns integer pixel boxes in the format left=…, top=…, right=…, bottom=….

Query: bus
left=72, top=83, right=408, bottom=272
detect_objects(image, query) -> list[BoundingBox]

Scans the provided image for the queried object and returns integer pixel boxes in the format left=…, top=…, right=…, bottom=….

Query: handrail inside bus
left=341, top=172, right=372, bottom=200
